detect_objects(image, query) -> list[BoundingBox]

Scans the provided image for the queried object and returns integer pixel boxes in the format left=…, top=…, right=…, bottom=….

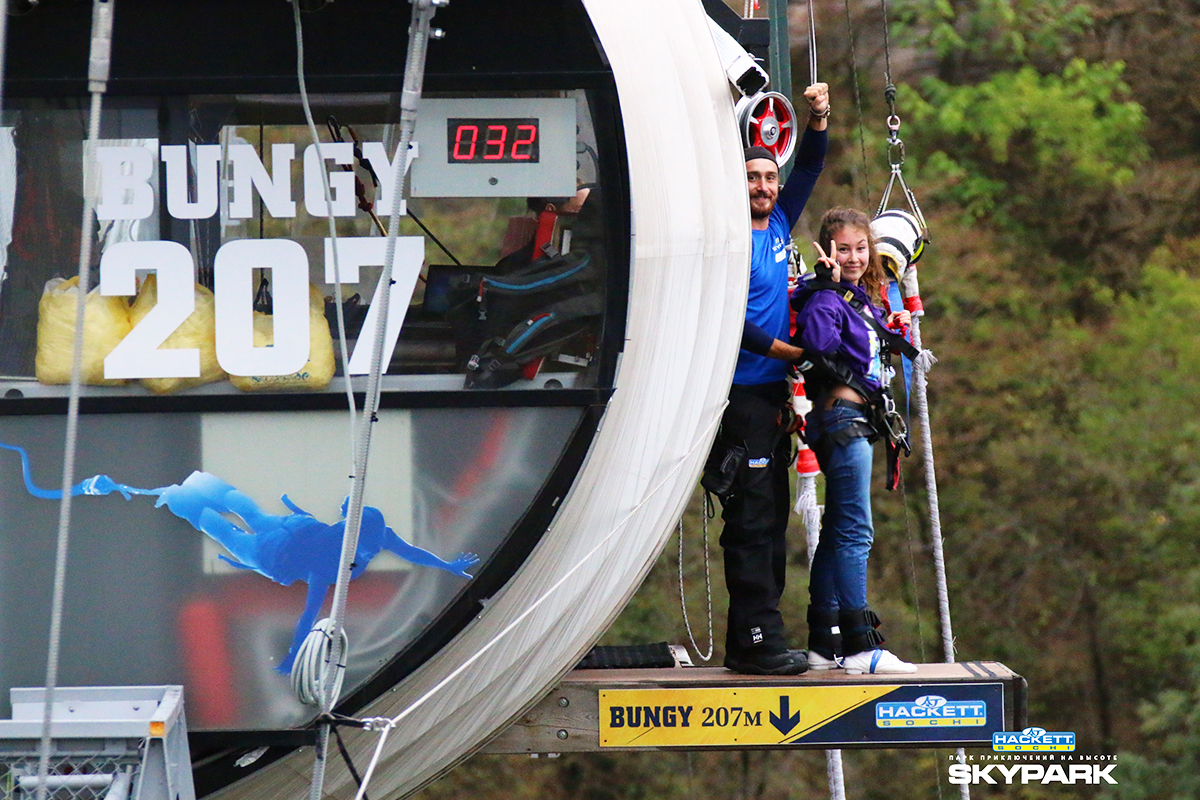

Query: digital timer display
left=447, top=118, right=540, bottom=164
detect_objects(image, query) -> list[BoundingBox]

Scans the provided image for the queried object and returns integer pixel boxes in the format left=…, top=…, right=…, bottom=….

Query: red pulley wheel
left=735, top=91, right=797, bottom=166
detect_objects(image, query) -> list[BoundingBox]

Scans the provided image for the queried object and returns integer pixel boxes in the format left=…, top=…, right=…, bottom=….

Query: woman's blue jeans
left=807, top=406, right=875, bottom=614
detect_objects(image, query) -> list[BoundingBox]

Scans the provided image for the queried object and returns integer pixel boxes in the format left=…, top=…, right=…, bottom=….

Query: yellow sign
left=599, top=685, right=897, bottom=748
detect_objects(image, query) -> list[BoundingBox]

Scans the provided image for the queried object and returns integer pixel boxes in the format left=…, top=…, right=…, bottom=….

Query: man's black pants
left=716, top=380, right=791, bottom=655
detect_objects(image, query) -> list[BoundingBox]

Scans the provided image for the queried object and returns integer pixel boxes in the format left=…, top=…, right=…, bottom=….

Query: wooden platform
left=483, top=662, right=1026, bottom=753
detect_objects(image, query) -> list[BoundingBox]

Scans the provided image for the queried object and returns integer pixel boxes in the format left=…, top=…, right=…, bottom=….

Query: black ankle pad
left=839, top=607, right=885, bottom=653
left=838, top=607, right=882, bottom=631
left=807, top=605, right=840, bottom=628
left=842, top=626, right=885, bottom=654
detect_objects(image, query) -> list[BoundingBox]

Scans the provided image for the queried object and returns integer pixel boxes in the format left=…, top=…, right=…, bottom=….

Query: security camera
left=706, top=18, right=769, bottom=97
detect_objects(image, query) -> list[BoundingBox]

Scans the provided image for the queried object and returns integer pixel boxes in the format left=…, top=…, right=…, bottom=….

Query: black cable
left=880, top=0, right=894, bottom=100
left=844, top=0, right=874, bottom=208
left=406, top=210, right=463, bottom=267
left=331, top=724, right=371, bottom=800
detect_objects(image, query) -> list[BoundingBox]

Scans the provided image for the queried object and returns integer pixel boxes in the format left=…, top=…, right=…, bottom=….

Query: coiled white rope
left=350, top=411, right=725, bottom=800
left=36, top=4, right=113, bottom=800
left=291, top=619, right=350, bottom=707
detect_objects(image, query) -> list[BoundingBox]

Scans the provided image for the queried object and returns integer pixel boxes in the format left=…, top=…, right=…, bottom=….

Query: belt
left=820, top=397, right=868, bottom=413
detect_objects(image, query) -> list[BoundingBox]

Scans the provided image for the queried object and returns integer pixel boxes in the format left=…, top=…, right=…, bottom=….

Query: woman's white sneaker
left=807, top=651, right=842, bottom=671
left=843, top=649, right=917, bottom=675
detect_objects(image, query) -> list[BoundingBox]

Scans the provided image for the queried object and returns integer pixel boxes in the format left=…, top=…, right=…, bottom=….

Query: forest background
left=417, top=1, right=1200, bottom=797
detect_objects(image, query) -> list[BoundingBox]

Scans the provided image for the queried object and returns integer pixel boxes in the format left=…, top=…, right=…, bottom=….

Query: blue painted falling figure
left=0, top=441, right=479, bottom=674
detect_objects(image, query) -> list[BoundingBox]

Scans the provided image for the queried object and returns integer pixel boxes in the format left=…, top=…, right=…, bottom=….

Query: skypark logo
left=994, top=726, right=1076, bottom=751
left=949, top=763, right=1116, bottom=785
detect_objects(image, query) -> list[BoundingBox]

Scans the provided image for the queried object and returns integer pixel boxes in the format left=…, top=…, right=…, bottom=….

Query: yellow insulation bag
left=35, top=276, right=132, bottom=385
left=230, top=284, right=334, bottom=392
left=130, top=274, right=228, bottom=395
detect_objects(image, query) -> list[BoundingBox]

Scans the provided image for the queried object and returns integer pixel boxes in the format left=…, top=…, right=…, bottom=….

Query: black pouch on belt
left=701, top=438, right=747, bottom=500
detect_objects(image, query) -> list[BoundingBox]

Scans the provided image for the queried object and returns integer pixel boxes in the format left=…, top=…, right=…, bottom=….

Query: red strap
left=533, top=209, right=557, bottom=255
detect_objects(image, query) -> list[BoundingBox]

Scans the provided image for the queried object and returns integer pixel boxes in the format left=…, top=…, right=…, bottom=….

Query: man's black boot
left=724, top=648, right=809, bottom=676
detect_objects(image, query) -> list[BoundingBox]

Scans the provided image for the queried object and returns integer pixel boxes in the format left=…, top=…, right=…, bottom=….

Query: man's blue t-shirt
left=733, top=127, right=827, bottom=386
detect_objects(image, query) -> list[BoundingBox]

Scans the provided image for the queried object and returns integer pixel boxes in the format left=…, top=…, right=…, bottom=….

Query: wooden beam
left=482, top=662, right=1026, bottom=754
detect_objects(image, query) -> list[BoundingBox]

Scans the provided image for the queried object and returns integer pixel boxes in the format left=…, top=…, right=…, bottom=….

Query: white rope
left=909, top=318, right=969, bottom=799
left=909, top=328, right=950, bottom=661
left=794, top=473, right=820, bottom=557
left=299, top=3, right=438, bottom=797
left=36, top=4, right=112, bottom=800
left=798, top=470, right=847, bottom=800
left=825, top=749, right=847, bottom=800
left=292, top=0, right=358, bottom=462
left=328, top=0, right=436, bottom=715
left=291, top=619, right=349, bottom=707
left=349, top=410, right=726, bottom=800
left=676, top=511, right=713, bottom=662
left=289, top=5, right=366, bottom=797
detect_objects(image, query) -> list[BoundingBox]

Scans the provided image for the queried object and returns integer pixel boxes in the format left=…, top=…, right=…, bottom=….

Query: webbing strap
left=805, top=279, right=919, bottom=360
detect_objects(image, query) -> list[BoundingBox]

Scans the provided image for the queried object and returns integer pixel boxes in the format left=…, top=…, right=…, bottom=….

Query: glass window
left=0, top=405, right=584, bottom=729
left=0, top=91, right=608, bottom=401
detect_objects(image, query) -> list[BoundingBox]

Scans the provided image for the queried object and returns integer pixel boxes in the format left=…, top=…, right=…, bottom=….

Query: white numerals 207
left=100, top=236, right=425, bottom=380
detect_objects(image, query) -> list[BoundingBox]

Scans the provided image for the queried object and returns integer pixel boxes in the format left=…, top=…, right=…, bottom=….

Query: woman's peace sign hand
left=812, top=240, right=840, bottom=282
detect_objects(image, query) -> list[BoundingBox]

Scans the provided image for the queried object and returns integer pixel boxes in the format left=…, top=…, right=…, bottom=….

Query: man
left=717, top=82, right=828, bottom=675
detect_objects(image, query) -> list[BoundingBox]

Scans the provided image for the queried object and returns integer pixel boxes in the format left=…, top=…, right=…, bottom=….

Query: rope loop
left=291, top=618, right=349, bottom=707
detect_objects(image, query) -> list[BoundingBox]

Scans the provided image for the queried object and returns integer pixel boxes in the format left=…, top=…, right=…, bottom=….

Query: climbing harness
left=792, top=278, right=922, bottom=489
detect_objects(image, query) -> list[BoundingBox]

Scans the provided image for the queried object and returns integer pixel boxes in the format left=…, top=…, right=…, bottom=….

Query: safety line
left=879, top=0, right=894, bottom=100
left=349, top=408, right=727, bottom=800
left=910, top=318, right=969, bottom=800
left=676, top=508, right=713, bottom=662
left=288, top=7, right=361, bottom=799
left=842, top=0, right=873, bottom=208
left=0, top=0, right=9, bottom=114
left=36, top=4, right=113, bottom=800
left=806, top=0, right=818, bottom=85
left=292, top=0, right=359, bottom=462
left=798, top=470, right=847, bottom=800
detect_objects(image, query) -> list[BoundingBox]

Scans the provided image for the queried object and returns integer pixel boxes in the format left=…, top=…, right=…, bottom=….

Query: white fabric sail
left=214, top=1, right=751, bottom=797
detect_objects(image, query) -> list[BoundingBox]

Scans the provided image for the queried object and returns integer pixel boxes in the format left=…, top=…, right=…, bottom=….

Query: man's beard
left=750, top=194, right=775, bottom=219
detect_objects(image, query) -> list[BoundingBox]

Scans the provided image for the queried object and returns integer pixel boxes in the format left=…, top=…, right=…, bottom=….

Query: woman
left=791, top=207, right=917, bottom=675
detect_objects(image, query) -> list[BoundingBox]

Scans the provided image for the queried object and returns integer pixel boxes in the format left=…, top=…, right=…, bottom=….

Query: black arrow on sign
left=769, top=695, right=801, bottom=736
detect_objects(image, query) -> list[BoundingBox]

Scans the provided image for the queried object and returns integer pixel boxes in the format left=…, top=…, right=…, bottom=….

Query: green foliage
left=901, top=60, right=1147, bottom=223
left=893, top=0, right=1093, bottom=73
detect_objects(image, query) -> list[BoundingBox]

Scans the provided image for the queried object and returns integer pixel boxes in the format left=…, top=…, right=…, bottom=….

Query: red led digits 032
left=447, top=118, right=539, bottom=164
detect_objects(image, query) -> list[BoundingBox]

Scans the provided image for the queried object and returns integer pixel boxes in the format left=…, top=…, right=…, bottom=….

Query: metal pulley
left=735, top=91, right=797, bottom=166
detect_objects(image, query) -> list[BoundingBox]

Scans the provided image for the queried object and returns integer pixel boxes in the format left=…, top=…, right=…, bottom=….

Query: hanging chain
left=677, top=509, right=714, bottom=662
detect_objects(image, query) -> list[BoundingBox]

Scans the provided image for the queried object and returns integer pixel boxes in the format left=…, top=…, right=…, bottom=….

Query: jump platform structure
left=483, top=662, right=1025, bottom=754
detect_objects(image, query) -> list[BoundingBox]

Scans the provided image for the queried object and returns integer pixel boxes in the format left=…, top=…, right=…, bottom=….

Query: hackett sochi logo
left=875, top=694, right=987, bottom=727
left=949, top=763, right=1117, bottom=786
left=993, top=726, right=1076, bottom=751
